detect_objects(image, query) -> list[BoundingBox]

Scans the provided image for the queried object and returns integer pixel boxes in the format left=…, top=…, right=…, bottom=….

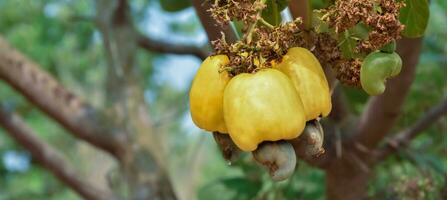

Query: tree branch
left=289, top=0, right=311, bottom=29
left=137, top=34, right=210, bottom=60
left=0, top=36, right=127, bottom=159
left=0, top=106, right=115, bottom=200
left=95, top=0, right=178, bottom=199
left=192, top=0, right=238, bottom=43
left=352, top=38, right=423, bottom=149
left=376, top=97, right=447, bottom=160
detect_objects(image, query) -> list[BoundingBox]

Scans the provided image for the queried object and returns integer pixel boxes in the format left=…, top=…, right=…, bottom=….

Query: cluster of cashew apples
left=189, top=47, right=331, bottom=178
left=190, top=47, right=331, bottom=150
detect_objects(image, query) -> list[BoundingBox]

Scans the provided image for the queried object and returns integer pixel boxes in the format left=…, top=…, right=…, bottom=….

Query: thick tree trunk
left=95, top=0, right=178, bottom=199
left=325, top=159, right=370, bottom=200
left=325, top=37, right=423, bottom=200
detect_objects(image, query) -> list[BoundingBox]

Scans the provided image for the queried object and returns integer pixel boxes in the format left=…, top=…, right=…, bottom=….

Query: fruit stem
left=330, top=80, right=339, bottom=96
left=259, top=18, right=275, bottom=29
left=245, top=0, right=268, bottom=43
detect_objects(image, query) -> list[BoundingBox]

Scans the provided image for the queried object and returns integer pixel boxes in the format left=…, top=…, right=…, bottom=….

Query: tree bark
left=137, top=33, right=210, bottom=60
left=325, top=38, right=424, bottom=200
left=0, top=36, right=127, bottom=159
left=95, top=0, right=177, bottom=199
left=326, top=159, right=370, bottom=200
left=0, top=106, right=115, bottom=200
left=289, top=0, right=311, bottom=29
left=377, top=97, right=447, bottom=160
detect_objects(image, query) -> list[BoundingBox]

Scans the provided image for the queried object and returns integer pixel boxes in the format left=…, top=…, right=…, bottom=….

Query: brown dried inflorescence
left=256, top=18, right=303, bottom=62
left=208, top=0, right=265, bottom=26
left=318, top=0, right=404, bottom=86
left=325, top=0, right=405, bottom=52
left=212, top=19, right=303, bottom=76
left=297, top=31, right=341, bottom=69
left=334, top=59, right=362, bottom=87
left=360, top=0, right=405, bottom=51
left=208, top=0, right=404, bottom=86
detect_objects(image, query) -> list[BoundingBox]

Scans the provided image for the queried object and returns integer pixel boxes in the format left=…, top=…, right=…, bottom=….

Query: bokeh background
left=0, top=0, right=446, bottom=199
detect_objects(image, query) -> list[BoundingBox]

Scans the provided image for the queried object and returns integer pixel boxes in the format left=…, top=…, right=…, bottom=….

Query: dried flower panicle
left=324, top=0, right=405, bottom=52
left=315, top=0, right=405, bottom=86
left=257, top=18, right=303, bottom=62
left=212, top=19, right=304, bottom=76
left=207, top=0, right=405, bottom=86
left=208, top=0, right=266, bottom=26
left=360, top=0, right=405, bottom=51
left=297, top=31, right=341, bottom=69
left=334, top=59, right=362, bottom=87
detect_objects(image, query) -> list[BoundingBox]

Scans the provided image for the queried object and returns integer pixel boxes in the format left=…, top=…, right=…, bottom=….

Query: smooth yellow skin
left=275, top=47, right=332, bottom=120
left=223, top=69, right=306, bottom=151
left=189, top=55, right=230, bottom=133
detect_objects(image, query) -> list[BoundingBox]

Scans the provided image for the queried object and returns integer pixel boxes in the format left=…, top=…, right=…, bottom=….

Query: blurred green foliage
left=0, top=0, right=446, bottom=199
left=400, top=0, right=430, bottom=38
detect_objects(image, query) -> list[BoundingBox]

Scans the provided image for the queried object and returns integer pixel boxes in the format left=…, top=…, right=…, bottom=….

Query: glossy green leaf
left=160, top=0, right=191, bottom=12
left=399, top=0, right=429, bottom=38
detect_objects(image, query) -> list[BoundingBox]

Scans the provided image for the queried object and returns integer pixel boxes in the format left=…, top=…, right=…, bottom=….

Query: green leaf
left=232, top=20, right=244, bottom=39
left=312, top=10, right=330, bottom=33
left=160, top=0, right=191, bottom=12
left=350, top=22, right=369, bottom=40
left=399, top=0, right=429, bottom=38
left=339, top=30, right=358, bottom=59
left=262, top=0, right=284, bottom=26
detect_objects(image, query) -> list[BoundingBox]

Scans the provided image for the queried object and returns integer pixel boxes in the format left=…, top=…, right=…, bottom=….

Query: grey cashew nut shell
left=302, top=120, right=325, bottom=158
left=252, top=141, right=296, bottom=181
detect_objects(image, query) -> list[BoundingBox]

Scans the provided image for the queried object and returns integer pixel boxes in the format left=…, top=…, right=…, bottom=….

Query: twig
left=288, top=0, right=312, bottom=29
left=0, top=106, right=115, bottom=200
left=259, top=18, right=275, bottom=29
left=192, top=0, right=238, bottom=43
left=376, top=97, right=447, bottom=160
left=0, top=36, right=127, bottom=159
left=137, top=34, right=210, bottom=60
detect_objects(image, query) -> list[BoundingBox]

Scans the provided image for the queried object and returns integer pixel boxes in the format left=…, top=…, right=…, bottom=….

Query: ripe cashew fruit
left=252, top=141, right=296, bottom=181
left=275, top=47, right=332, bottom=121
left=360, top=51, right=402, bottom=95
left=223, top=68, right=306, bottom=151
left=189, top=55, right=230, bottom=133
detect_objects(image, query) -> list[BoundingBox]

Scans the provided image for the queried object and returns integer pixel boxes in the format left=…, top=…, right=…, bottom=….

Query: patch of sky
left=141, top=2, right=208, bottom=134
left=2, top=150, right=31, bottom=173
